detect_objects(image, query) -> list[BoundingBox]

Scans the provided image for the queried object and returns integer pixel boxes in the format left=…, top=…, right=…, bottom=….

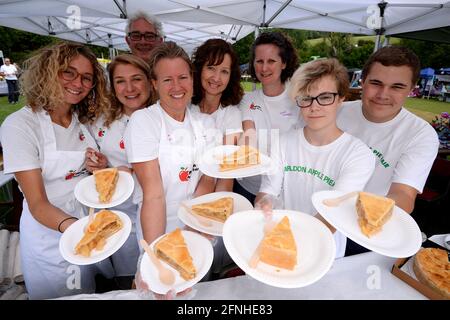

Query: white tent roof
left=0, top=0, right=449, bottom=54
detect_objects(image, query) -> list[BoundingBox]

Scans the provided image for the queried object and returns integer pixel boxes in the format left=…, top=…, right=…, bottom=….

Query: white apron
left=20, top=110, right=99, bottom=299
left=93, top=116, right=140, bottom=276
left=136, top=106, right=206, bottom=243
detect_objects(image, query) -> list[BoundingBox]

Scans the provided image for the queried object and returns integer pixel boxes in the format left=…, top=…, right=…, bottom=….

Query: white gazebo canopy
left=0, top=0, right=449, bottom=55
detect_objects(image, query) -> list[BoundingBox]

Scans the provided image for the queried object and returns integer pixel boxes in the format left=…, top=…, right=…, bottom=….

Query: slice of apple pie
left=259, top=216, right=297, bottom=270
left=190, top=197, right=234, bottom=223
left=75, top=209, right=123, bottom=257
left=94, top=168, right=119, bottom=203
left=219, top=145, right=260, bottom=172
left=154, top=228, right=196, bottom=281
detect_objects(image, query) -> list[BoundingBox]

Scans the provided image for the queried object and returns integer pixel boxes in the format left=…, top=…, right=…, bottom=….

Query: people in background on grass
left=0, top=57, right=19, bottom=104
left=256, top=58, right=375, bottom=258
left=0, top=42, right=109, bottom=299
left=336, top=46, right=439, bottom=256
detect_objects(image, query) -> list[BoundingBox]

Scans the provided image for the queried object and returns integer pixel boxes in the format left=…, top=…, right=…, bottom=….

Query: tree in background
left=0, top=26, right=110, bottom=65
left=399, top=38, right=450, bottom=70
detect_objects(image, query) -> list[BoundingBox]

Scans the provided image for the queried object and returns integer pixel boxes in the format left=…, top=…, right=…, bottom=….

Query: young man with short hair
left=337, top=46, right=439, bottom=255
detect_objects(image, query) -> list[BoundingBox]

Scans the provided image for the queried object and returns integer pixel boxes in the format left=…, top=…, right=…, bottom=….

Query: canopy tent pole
left=113, top=0, right=127, bottom=18
left=264, top=0, right=293, bottom=27
left=374, top=1, right=387, bottom=52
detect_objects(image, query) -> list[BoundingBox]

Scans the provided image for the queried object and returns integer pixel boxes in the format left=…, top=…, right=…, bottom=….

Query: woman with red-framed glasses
left=1, top=41, right=109, bottom=299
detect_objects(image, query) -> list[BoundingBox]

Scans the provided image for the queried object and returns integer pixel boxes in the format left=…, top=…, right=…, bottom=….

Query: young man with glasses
left=255, top=58, right=375, bottom=259
left=336, top=46, right=439, bottom=256
left=125, top=11, right=163, bottom=62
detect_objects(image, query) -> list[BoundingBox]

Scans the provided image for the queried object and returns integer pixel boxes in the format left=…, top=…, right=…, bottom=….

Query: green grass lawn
left=241, top=81, right=261, bottom=92
left=0, top=95, right=25, bottom=124
left=404, top=97, right=449, bottom=123
left=305, top=36, right=402, bottom=47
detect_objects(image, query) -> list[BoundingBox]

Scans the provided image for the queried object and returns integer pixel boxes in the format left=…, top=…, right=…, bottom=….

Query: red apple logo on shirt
left=178, top=167, right=190, bottom=182
left=79, top=132, right=85, bottom=141
left=98, top=128, right=105, bottom=138
left=119, top=139, right=125, bottom=149
left=249, top=103, right=262, bottom=111
left=65, top=170, right=75, bottom=180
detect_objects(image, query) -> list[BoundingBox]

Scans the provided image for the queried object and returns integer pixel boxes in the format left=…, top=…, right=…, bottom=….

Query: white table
left=57, top=252, right=427, bottom=300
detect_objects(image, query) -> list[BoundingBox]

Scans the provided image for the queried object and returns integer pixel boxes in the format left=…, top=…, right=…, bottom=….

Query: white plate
left=198, top=145, right=275, bottom=179
left=59, top=210, right=132, bottom=265
left=139, top=230, right=214, bottom=294
left=74, top=171, right=134, bottom=209
left=222, top=210, right=336, bottom=289
left=177, top=191, right=254, bottom=236
left=312, top=190, right=422, bottom=258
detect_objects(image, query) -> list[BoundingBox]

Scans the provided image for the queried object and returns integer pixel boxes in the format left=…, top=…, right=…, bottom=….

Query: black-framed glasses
left=127, top=31, right=160, bottom=42
left=60, top=67, right=96, bottom=89
left=295, top=92, right=339, bottom=108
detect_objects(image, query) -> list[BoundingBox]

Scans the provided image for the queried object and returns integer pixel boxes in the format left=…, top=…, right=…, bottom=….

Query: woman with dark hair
left=1, top=42, right=109, bottom=299
left=191, top=38, right=244, bottom=191
left=87, top=54, right=156, bottom=288
left=238, top=31, right=303, bottom=204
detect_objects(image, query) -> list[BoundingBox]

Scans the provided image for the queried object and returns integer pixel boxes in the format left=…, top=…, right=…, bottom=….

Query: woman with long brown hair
left=191, top=38, right=244, bottom=192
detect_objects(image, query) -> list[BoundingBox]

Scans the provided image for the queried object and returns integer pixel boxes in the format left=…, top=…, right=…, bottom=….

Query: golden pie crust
left=94, top=168, right=119, bottom=203
left=260, top=216, right=297, bottom=270
left=219, top=145, right=260, bottom=172
left=191, top=197, right=234, bottom=223
left=413, top=247, right=450, bottom=299
left=356, top=191, right=394, bottom=237
left=154, top=228, right=196, bottom=281
left=75, top=209, right=123, bottom=257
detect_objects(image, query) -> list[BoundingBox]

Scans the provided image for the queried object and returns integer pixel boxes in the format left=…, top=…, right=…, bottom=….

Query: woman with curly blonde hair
left=1, top=41, right=109, bottom=299
left=87, top=54, right=156, bottom=288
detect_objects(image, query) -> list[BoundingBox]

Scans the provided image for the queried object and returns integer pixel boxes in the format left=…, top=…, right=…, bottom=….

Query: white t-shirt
left=190, top=104, right=243, bottom=137
left=1, top=106, right=88, bottom=174
left=0, top=64, right=18, bottom=80
left=125, top=102, right=218, bottom=163
left=336, top=100, right=439, bottom=195
left=260, top=129, right=375, bottom=214
left=88, top=114, right=130, bottom=168
left=260, top=129, right=375, bottom=258
left=238, top=86, right=303, bottom=194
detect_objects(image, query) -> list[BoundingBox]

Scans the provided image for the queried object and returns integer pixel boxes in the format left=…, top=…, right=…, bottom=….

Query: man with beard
left=125, top=11, right=164, bottom=62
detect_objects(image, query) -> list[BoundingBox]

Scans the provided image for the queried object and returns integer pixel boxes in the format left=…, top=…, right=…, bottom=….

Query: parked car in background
left=0, top=78, right=8, bottom=96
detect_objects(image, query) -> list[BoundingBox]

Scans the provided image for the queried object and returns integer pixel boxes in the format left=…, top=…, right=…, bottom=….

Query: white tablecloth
left=57, top=252, right=427, bottom=300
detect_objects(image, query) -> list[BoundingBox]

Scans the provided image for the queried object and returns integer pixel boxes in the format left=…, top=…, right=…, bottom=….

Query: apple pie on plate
left=75, top=209, right=123, bottom=257
left=190, top=197, right=234, bottom=223
left=139, top=230, right=214, bottom=294
left=177, top=191, right=253, bottom=237
left=94, top=168, right=119, bottom=203
left=59, top=210, right=132, bottom=265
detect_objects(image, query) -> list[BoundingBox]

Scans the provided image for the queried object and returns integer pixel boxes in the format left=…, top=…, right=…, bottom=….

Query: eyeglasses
left=60, top=67, right=96, bottom=88
left=127, top=31, right=160, bottom=42
left=295, top=92, right=339, bottom=108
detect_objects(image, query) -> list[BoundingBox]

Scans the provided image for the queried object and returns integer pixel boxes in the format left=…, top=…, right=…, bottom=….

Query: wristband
left=58, top=216, right=78, bottom=233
